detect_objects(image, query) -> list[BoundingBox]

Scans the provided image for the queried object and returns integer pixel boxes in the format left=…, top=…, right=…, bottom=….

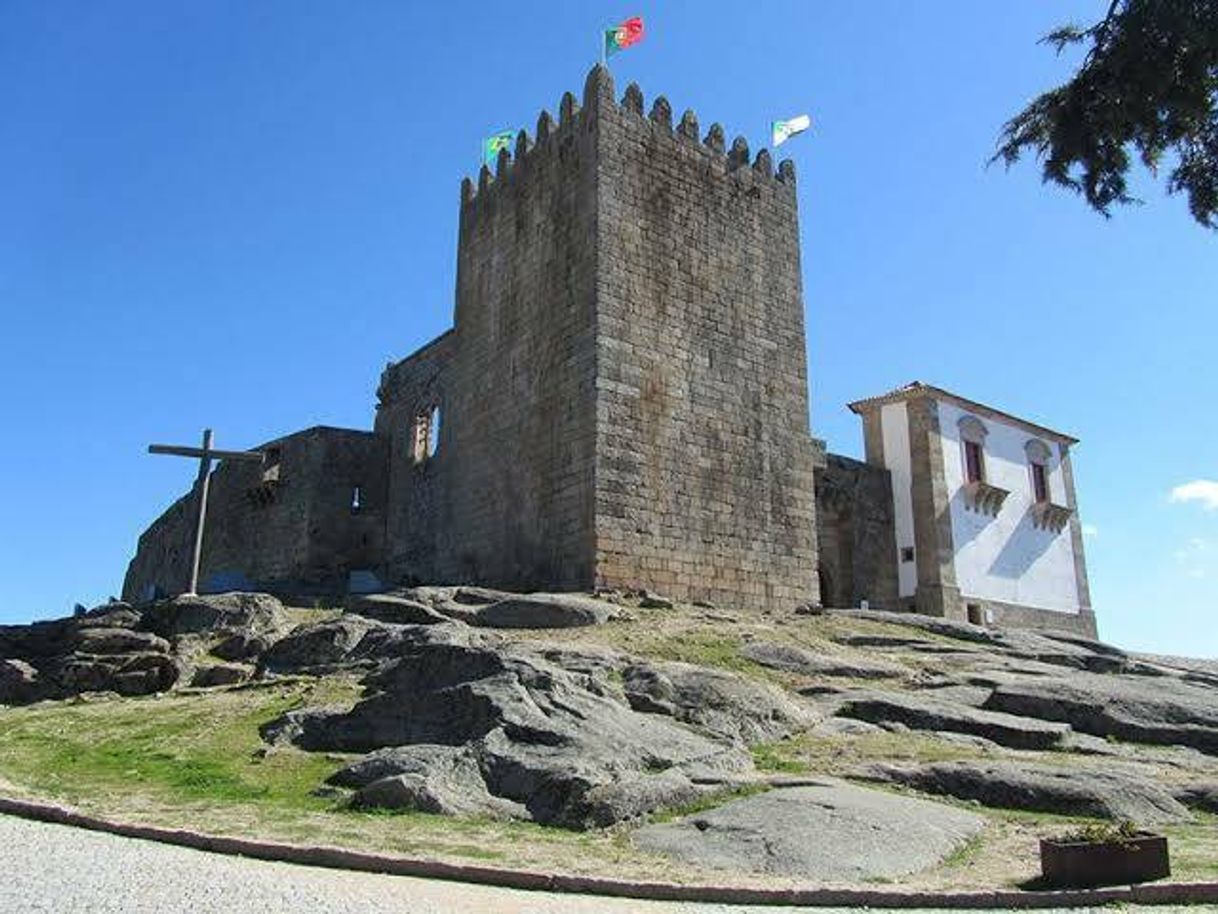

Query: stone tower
left=376, top=66, right=819, bottom=609
left=125, top=65, right=821, bottom=612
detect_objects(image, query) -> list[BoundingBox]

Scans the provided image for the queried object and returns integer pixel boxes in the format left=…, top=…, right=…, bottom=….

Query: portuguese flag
left=483, top=130, right=514, bottom=166
left=605, top=16, right=644, bottom=57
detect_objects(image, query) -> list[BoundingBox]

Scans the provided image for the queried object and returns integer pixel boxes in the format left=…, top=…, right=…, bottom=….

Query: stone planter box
left=1040, top=833, right=1170, bottom=888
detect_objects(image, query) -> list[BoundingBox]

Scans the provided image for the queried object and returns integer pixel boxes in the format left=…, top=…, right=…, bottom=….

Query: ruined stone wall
left=814, top=454, right=899, bottom=610
left=122, top=427, right=386, bottom=601
left=588, top=69, right=819, bottom=610
left=431, top=88, right=600, bottom=590
left=374, top=331, right=457, bottom=583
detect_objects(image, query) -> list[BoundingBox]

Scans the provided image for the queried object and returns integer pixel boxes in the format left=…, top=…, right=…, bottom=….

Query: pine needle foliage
left=994, top=0, right=1218, bottom=229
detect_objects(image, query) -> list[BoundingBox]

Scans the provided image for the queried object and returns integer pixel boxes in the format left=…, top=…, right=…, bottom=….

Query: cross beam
left=147, top=429, right=264, bottom=597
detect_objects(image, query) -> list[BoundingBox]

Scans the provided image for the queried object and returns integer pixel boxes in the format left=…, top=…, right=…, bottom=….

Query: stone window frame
left=411, top=402, right=443, bottom=465
left=957, top=415, right=989, bottom=484
left=957, top=415, right=1008, bottom=516
left=1024, top=439, right=1052, bottom=504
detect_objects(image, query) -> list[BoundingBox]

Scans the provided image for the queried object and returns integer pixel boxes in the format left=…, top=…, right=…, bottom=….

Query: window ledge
left=1032, top=501, right=1073, bottom=533
left=964, top=481, right=1009, bottom=516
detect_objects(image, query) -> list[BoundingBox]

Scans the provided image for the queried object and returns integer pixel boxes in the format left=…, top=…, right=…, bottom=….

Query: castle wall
left=122, top=427, right=386, bottom=601
left=589, top=72, right=819, bottom=609
left=374, top=331, right=457, bottom=583
left=814, top=454, right=898, bottom=609
left=431, top=92, right=601, bottom=590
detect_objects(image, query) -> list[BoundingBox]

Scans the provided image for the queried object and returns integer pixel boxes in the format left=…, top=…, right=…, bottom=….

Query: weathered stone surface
left=1173, top=783, right=1218, bottom=813
left=0, top=658, right=42, bottom=704
left=858, top=760, right=1191, bottom=825
left=835, top=690, right=1072, bottom=750
left=75, top=628, right=170, bottom=656
left=813, top=716, right=884, bottom=737
left=57, top=651, right=181, bottom=697
left=263, top=640, right=750, bottom=828
left=345, top=594, right=449, bottom=626
left=211, top=632, right=273, bottom=662
left=140, top=593, right=288, bottom=639
left=471, top=593, right=616, bottom=629
left=834, top=610, right=1118, bottom=672
left=190, top=663, right=251, bottom=688
left=982, top=672, right=1218, bottom=754
left=740, top=641, right=906, bottom=680
left=633, top=783, right=985, bottom=881
left=258, top=618, right=384, bottom=674
left=342, top=745, right=525, bottom=819
left=622, top=660, right=814, bottom=745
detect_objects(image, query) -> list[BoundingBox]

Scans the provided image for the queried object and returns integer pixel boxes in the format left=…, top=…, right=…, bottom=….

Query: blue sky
left=1, top=2, right=1214, bottom=656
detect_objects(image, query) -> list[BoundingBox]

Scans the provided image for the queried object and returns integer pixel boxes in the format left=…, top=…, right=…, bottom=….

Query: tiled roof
left=847, top=381, right=1079, bottom=445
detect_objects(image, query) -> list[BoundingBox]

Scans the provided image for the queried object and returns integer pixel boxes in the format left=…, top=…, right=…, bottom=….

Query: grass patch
left=648, top=784, right=769, bottom=824
left=0, top=683, right=688, bottom=880
left=751, top=739, right=810, bottom=774
left=0, top=679, right=361, bottom=811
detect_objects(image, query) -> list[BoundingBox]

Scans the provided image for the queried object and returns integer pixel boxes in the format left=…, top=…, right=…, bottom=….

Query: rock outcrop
left=263, top=634, right=761, bottom=829
left=982, top=673, right=1218, bottom=755
left=857, top=760, right=1191, bottom=825
left=834, top=690, right=1072, bottom=750
left=634, top=782, right=986, bottom=881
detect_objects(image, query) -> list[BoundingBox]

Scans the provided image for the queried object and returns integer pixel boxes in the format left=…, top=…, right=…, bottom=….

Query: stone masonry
left=126, top=66, right=820, bottom=612
left=123, top=66, right=1093, bottom=633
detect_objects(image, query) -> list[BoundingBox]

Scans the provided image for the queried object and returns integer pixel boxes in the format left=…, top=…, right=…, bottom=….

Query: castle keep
left=124, top=66, right=1094, bottom=636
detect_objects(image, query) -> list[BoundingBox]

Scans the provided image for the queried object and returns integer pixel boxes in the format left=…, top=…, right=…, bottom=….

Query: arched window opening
left=1025, top=439, right=1052, bottom=503
left=957, top=415, right=988, bottom=484
left=411, top=404, right=443, bottom=464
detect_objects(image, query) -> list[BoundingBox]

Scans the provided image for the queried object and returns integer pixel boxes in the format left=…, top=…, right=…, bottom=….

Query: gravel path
left=0, top=814, right=1194, bottom=914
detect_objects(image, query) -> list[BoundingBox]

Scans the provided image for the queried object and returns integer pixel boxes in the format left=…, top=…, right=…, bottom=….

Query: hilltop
left=1, top=590, right=1216, bottom=890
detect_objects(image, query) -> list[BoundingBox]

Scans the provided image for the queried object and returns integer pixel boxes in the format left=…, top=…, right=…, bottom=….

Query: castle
left=123, top=66, right=1095, bottom=638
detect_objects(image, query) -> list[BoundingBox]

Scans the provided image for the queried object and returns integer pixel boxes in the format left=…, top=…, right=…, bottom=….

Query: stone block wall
left=589, top=69, right=819, bottom=609
left=375, top=331, right=457, bottom=583
left=432, top=88, right=601, bottom=591
left=122, top=427, right=386, bottom=601
left=815, top=454, right=898, bottom=609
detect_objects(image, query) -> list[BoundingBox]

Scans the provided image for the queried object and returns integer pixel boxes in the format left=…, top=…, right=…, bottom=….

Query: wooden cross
left=148, top=429, right=264, bottom=596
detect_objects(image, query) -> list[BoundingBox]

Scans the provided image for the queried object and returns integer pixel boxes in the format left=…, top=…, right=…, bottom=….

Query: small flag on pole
left=483, top=130, right=515, bottom=167
left=771, top=114, right=812, bottom=147
left=604, top=16, right=644, bottom=58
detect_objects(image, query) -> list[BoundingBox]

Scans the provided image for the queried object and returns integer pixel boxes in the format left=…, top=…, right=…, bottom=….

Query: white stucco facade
left=880, top=402, right=917, bottom=598
left=936, top=400, right=1081, bottom=615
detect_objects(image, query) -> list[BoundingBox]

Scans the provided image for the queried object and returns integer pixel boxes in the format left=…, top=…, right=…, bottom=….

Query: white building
left=847, top=382, right=1095, bottom=638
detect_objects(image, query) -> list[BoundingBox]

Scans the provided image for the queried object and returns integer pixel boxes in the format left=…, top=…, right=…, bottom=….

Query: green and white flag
left=771, top=114, right=811, bottom=147
left=483, top=130, right=515, bottom=166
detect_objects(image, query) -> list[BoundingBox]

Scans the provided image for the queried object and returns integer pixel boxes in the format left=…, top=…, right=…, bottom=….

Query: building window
left=957, top=415, right=989, bottom=484
left=412, top=404, right=442, bottom=464
left=262, top=447, right=282, bottom=483
left=351, top=485, right=363, bottom=512
left=1031, top=463, right=1049, bottom=502
left=900, top=546, right=915, bottom=563
left=964, top=440, right=984, bottom=484
left=1025, top=439, right=1052, bottom=503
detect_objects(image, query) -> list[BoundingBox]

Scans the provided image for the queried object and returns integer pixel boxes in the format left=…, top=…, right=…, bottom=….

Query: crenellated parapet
left=459, top=64, right=796, bottom=210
